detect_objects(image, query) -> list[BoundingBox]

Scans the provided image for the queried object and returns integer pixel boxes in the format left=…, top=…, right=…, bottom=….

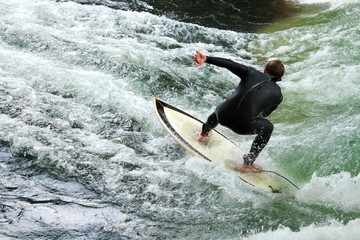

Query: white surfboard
left=154, top=98, right=293, bottom=193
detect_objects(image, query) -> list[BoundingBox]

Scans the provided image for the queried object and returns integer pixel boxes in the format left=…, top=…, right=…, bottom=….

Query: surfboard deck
left=153, top=98, right=283, bottom=193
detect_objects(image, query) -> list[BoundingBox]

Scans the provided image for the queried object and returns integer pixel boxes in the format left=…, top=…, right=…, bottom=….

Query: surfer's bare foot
left=239, top=163, right=263, bottom=173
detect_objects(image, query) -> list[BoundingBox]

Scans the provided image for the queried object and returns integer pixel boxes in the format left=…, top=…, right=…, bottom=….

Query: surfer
left=194, top=51, right=284, bottom=173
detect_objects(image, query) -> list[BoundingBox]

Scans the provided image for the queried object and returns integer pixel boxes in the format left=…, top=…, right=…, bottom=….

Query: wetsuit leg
left=246, top=118, right=274, bottom=163
left=201, top=112, right=218, bottom=136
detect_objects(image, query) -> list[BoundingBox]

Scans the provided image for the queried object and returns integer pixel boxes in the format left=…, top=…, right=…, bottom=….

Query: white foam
left=296, top=0, right=357, bottom=8
left=184, top=157, right=265, bottom=203
left=1, top=0, right=360, bottom=238
left=296, top=172, right=360, bottom=212
left=243, top=218, right=360, bottom=240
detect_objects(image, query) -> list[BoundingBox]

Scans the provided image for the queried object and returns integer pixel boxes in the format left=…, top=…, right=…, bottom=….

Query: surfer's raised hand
left=194, top=50, right=206, bottom=67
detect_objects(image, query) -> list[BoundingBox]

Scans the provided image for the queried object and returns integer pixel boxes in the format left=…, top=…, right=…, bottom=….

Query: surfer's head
left=264, top=60, right=285, bottom=81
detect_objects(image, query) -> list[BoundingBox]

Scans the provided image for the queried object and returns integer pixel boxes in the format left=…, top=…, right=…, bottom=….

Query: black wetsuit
left=202, top=57, right=283, bottom=163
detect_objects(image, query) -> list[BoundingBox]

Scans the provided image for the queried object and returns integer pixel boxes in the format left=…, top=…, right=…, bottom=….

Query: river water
left=0, top=0, right=359, bottom=239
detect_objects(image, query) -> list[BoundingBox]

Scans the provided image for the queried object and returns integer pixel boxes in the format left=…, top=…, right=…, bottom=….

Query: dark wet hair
left=265, top=60, right=285, bottom=81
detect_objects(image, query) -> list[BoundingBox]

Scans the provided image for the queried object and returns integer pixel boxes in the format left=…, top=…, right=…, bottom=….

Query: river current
left=1, top=0, right=360, bottom=239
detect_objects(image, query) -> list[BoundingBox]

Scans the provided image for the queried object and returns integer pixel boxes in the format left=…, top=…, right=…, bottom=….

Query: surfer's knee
left=264, top=121, right=274, bottom=136
left=257, top=118, right=273, bottom=136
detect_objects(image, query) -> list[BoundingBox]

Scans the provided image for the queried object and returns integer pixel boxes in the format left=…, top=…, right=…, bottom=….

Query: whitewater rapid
left=1, top=0, right=359, bottom=239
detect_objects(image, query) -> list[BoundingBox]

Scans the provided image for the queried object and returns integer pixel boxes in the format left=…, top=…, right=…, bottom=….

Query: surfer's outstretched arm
left=194, top=51, right=248, bottom=79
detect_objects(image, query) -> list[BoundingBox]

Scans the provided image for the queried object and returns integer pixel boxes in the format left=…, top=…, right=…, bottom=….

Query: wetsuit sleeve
left=206, top=56, right=249, bottom=79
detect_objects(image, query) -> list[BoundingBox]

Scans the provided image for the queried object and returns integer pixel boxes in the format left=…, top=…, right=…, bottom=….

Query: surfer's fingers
left=194, top=50, right=203, bottom=59
left=194, top=57, right=201, bottom=66
left=195, top=60, right=204, bottom=67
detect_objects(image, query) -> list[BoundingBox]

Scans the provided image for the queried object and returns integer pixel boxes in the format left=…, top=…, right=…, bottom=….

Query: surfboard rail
left=155, top=98, right=236, bottom=162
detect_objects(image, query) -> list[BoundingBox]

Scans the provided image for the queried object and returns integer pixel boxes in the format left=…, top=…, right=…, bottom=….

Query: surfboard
left=154, top=98, right=293, bottom=193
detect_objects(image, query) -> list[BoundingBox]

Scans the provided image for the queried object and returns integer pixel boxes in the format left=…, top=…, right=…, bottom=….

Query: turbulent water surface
left=1, top=0, right=360, bottom=239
